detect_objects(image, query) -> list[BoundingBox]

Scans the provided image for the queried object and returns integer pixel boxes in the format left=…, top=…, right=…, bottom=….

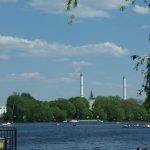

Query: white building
left=80, top=73, right=84, bottom=97
left=123, top=76, right=127, bottom=100
left=0, top=106, right=7, bottom=117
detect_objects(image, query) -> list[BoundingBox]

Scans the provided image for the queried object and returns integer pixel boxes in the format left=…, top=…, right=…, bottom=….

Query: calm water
left=15, top=122, right=150, bottom=150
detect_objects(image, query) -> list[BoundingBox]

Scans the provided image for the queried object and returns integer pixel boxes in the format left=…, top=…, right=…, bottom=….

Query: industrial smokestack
left=80, top=73, right=84, bottom=97
left=123, top=76, right=127, bottom=100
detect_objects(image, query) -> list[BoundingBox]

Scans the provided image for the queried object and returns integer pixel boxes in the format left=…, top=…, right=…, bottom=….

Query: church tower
left=88, top=90, right=95, bottom=110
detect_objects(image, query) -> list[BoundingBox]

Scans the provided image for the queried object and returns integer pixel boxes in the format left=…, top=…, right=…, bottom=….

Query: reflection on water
left=16, top=122, right=150, bottom=150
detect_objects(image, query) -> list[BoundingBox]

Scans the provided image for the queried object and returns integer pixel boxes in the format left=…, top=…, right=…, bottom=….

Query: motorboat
left=122, top=124, right=130, bottom=128
left=69, top=120, right=79, bottom=123
left=56, top=123, right=60, bottom=126
left=1, top=122, right=12, bottom=127
left=133, top=123, right=140, bottom=127
left=144, top=124, right=150, bottom=128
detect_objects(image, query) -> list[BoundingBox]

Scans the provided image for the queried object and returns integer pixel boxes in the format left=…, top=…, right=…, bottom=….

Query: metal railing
left=0, top=127, right=17, bottom=150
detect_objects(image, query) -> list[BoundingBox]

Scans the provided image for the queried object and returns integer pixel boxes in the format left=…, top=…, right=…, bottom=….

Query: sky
left=0, top=0, right=149, bottom=105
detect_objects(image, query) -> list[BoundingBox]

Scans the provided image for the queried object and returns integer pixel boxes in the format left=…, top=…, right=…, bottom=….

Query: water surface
left=15, top=122, right=150, bottom=150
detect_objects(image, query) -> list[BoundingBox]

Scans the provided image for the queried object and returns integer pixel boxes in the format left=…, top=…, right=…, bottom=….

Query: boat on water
left=144, top=124, right=150, bottom=128
left=69, top=120, right=79, bottom=123
left=122, top=124, right=130, bottom=128
left=0, top=101, right=16, bottom=128
left=1, top=122, right=12, bottom=127
left=56, top=123, right=60, bottom=126
left=63, top=120, right=68, bottom=123
left=79, top=119, right=103, bottom=123
left=133, top=123, right=140, bottom=127
left=122, top=123, right=142, bottom=128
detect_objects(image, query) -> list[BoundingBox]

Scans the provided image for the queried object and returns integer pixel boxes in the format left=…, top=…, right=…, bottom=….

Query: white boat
left=79, top=120, right=103, bottom=123
left=133, top=123, right=140, bottom=127
left=69, top=120, right=79, bottom=123
left=63, top=120, right=67, bottom=123
left=122, top=124, right=130, bottom=128
left=144, top=124, right=150, bottom=128
left=2, top=122, right=12, bottom=127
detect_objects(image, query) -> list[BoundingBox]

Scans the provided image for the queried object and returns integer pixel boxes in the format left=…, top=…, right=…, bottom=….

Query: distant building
left=80, top=73, right=84, bottom=97
left=0, top=106, right=7, bottom=117
left=88, top=90, right=95, bottom=110
left=123, top=76, right=127, bottom=100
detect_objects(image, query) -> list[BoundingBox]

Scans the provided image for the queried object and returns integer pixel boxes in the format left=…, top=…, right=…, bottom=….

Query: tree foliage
left=69, top=97, right=92, bottom=119
left=67, top=0, right=150, bottom=11
left=55, top=98, right=76, bottom=119
left=131, top=55, right=150, bottom=111
left=67, top=0, right=77, bottom=11
left=5, top=92, right=54, bottom=122
left=93, top=96, right=148, bottom=121
left=3, top=93, right=149, bottom=122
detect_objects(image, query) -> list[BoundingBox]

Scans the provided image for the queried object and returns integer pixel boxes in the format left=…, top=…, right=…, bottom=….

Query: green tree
left=107, top=104, right=125, bottom=121
left=5, top=92, right=54, bottom=122
left=56, top=98, right=76, bottom=119
left=69, top=97, right=91, bottom=119
left=93, top=96, right=124, bottom=121
left=4, top=92, right=149, bottom=122
left=121, top=98, right=148, bottom=121
left=51, top=107, right=67, bottom=122
left=92, top=104, right=107, bottom=120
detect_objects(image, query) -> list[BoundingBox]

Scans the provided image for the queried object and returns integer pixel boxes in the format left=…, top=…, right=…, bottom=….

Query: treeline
left=2, top=92, right=150, bottom=122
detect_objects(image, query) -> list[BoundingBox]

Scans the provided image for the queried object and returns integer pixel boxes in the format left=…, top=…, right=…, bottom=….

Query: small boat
left=133, top=123, right=140, bottom=127
left=72, top=124, right=76, bottom=127
left=69, top=120, right=79, bottom=123
left=63, top=120, right=67, bottom=123
left=122, top=124, right=130, bottom=128
left=144, top=124, right=150, bottom=128
left=2, top=122, right=12, bottom=127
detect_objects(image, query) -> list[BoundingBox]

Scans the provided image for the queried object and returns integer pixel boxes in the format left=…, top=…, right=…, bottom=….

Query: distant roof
left=89, top=90, right=95, bottom=100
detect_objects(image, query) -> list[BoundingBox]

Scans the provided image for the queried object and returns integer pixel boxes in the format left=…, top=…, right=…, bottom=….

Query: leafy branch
left=67, top=0, right=78, bottom=11
left=131, top=55, right=150, bottom=97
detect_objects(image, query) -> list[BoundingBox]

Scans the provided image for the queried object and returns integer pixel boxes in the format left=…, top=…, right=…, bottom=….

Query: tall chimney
left=123, top=76, right=127, bottom=100
left=80, top=73, right=84, bottom=97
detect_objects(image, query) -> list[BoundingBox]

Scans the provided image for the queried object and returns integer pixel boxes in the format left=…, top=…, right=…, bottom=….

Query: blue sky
left=0, top=0, right=149, bottom=105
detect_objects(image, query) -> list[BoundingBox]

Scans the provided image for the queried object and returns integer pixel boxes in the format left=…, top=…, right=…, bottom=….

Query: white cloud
left=28, top=0, right=66, bottom=15
left=133, top=5, right=150, bottom=15
left=70, top=4, right=109, bottom=18
left=28, top=0, right=125, bottom=18
left=7, top=71, right=78, bottom=84
left=0, top=35, right=129, bottom=59
left=77, top=0, right=125, bottom=10
left=29, top=1, right=149, bottom=18
left=9, top=72, right=44, bottom=80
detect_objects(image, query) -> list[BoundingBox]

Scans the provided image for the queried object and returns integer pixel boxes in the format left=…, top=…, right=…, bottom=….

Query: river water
left=15, top=122, right=150, bottom=150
